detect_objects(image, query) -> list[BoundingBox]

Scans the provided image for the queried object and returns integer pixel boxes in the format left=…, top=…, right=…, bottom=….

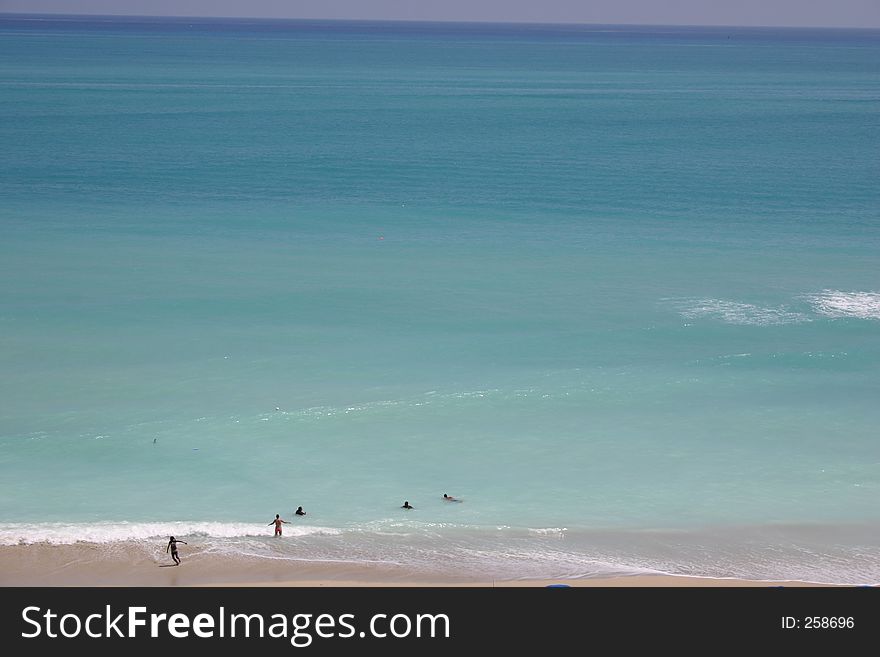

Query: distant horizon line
left=1, top=11, right=879, bottom=32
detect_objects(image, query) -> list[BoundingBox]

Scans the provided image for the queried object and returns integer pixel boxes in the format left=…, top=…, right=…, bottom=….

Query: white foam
left=806, top=290, right=880, bottom=320
left=668, top=298, right=809, bottom=326
left=528, top=527, right=568, bottom=537
left=264, top=388, right=506, bottom=424
left=0, top=521, right=342, bottom=546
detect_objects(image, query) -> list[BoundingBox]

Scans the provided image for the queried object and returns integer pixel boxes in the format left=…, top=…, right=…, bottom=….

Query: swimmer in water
left=443, top=493, right=461, bottom=502
left=401, top=501, right=413, bottom=509
left=295, top=506, right=307, bottom=516
left=268, top=514, right=288, bottom=536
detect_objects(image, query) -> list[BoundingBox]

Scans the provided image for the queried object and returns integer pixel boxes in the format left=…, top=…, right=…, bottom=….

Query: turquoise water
left=1, top=16, right=879, bottom=583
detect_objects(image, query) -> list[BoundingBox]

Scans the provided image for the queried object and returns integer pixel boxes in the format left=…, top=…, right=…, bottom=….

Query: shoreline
left=0, top=543, right=853, bottom=588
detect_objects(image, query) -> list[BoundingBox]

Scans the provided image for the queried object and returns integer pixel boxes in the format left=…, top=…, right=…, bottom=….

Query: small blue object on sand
left=546, top=584, right=571, bottom=588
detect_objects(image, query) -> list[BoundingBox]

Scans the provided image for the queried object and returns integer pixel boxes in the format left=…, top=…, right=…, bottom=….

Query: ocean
left=1, top=15, right=878, bottom=584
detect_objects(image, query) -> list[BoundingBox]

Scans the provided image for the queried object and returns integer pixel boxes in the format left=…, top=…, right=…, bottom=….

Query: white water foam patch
left=527, top=527, right=568, bottom=537
left=256, top=388, right=507, bottom=424
left=0, top=521, right=342, bottom=546
left=806, top=290, right=880, bottom=320
left=666, top=298, right=809, bottom=326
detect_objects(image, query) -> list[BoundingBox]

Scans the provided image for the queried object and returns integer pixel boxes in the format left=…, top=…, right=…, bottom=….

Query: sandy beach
left=0, top=543, right=848, bottom=587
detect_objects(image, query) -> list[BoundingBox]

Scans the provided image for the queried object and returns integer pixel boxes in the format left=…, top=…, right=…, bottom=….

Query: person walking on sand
left=166, top=536, right=187, bottom=565
left=295, top=506, right=307, bottom=516
left=269, top=514, right=288, bottom=536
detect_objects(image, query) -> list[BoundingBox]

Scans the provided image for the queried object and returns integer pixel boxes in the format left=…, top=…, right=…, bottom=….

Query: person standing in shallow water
left=166, top=536, right=187, bottom=565
left=269, top=514, right=288, bottom=536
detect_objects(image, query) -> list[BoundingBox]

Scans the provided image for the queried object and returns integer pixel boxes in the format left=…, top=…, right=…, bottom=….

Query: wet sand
left=0, top=543, right=845, bottom=587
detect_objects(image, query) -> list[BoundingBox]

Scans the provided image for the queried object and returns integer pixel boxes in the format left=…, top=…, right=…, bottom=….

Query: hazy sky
left=1, top=0, right=879, bottom=28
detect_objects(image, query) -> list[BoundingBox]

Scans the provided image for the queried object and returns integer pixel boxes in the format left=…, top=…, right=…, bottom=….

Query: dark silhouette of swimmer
left=295, top=506, right=307, bottom=516
left=443, top=493, right=461, bottom=502
left=269, top=514, right=288, bottom=536
left=166, top=536, right=187, bottom=565
left=401, top=501, right=413, bottom=509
